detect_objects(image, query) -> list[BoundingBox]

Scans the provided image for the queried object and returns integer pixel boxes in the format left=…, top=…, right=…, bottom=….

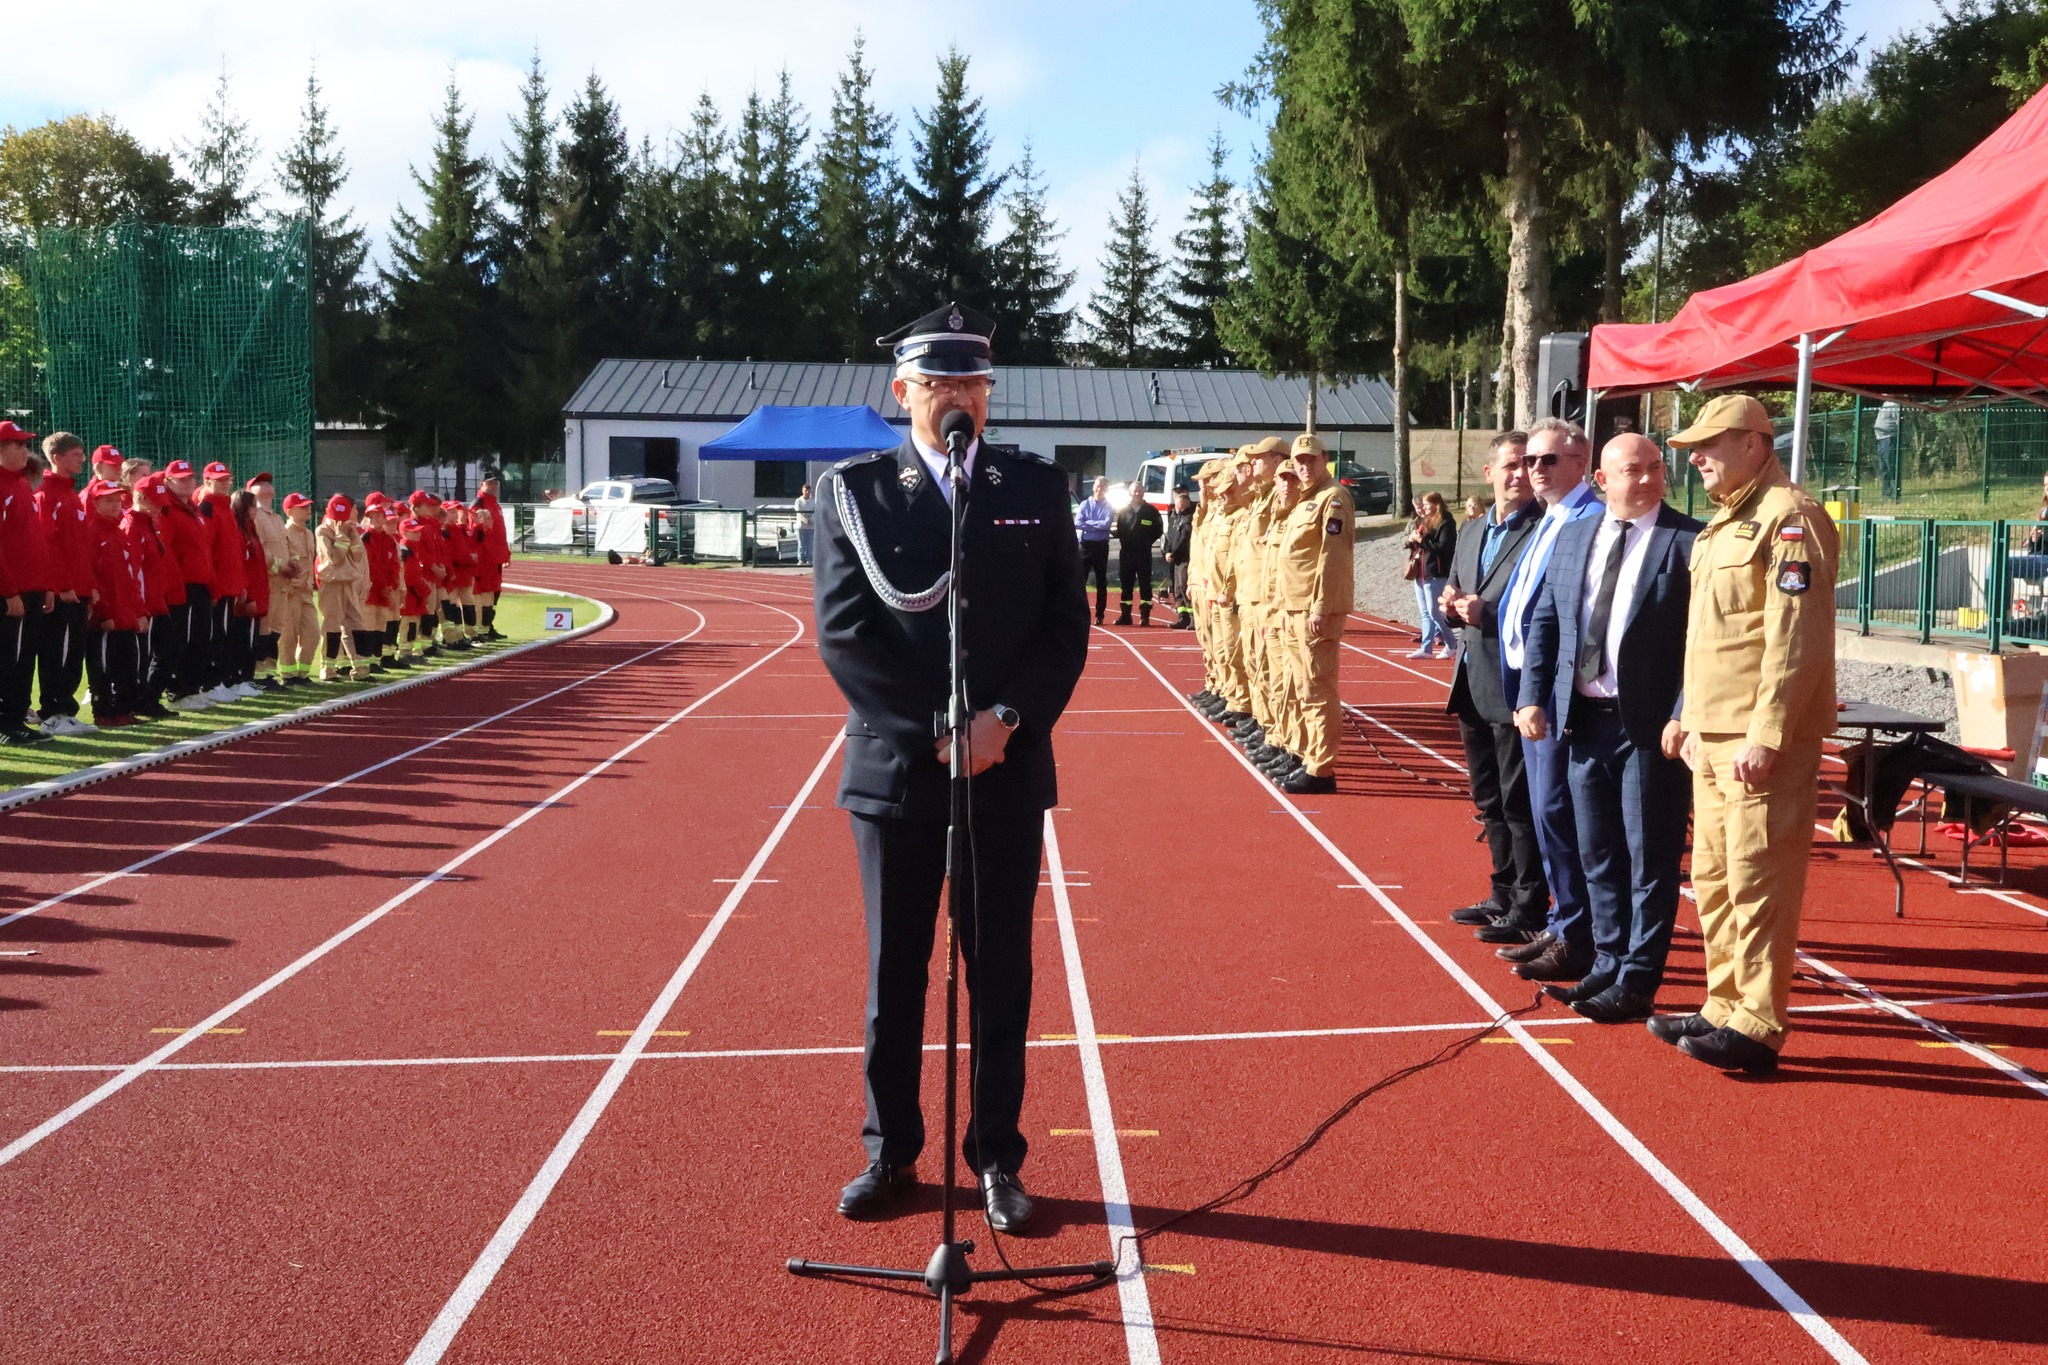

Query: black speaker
left=1536, top=332, right=1589, bottom=424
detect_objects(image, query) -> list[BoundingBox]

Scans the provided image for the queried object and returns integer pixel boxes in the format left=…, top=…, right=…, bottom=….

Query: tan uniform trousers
left=1283, top=610, right=1343, bottom=776
left=1239, top=602, right=1273, bottom=729
left=1265, top=615, right=1300, bottom=757
left=1690, top=735, right=1823, bottom=1050
left=318, top=583, right=364, bottom=662
left=273, top=593, right=319, bottom=673
left=1192, top=595, right=1215, bottom=691
left=1213, top=604, right=1251, bottom=711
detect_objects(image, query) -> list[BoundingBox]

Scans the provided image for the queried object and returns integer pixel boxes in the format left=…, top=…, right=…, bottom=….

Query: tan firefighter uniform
left=315, top=513, right=369, bottom=677
left=1676, top=396, right=1838, bottom=1053
left=1233, top=437, right=1290, bottom=736
left=1189, top=458, right=1228, bottom=694
left=1262, top=468, right=1306, bottom=759
left=1272, top=435, right=1356, bottom=778
left=273, top=511, right=319, bottom=680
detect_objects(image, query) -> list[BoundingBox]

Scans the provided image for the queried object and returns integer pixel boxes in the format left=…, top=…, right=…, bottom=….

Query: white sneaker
left=66, top=717, right=97, bottom=734
left=168, top=693, right=211, bottom=712
left=205, top=685, right=239, bottom=703
left=232, top=682, right=263, bottom=698
left=37, top=716, right=69, bottom=736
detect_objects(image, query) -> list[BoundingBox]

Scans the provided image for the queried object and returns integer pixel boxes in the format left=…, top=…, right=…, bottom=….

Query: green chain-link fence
left=0, top=220, right=312, bottom=490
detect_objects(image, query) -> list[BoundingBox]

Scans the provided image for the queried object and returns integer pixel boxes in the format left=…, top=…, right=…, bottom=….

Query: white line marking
left=1107, top=630, right=1871, bottom=1365
left=1798, top=952, right=2048, bottom=1100
left=402, top=731, right=842, bottom=1364
left=0, top=609, right=810, bottom=1169
left=1046, top=813, right=1161, bottom=1365
left=1342, top=703, right=1466, bottom=773
left=0, top=604, right=712, bottom=930
left=1341, top=641, right=1451, bottom=689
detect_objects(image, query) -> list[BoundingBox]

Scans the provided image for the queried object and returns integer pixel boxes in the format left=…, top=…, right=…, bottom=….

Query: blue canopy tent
left=698, top=404, right=903, bottom=461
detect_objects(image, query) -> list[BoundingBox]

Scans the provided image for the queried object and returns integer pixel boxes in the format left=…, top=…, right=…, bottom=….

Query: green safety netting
left=0, top=220, right=312, bottom=491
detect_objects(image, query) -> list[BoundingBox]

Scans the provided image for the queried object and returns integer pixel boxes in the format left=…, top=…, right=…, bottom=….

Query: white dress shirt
left=913, top=436, right=979, bottom=506
left=1499, top=479, right=1601, bottom=670
left=1574, top=507, right=1661, bottom=699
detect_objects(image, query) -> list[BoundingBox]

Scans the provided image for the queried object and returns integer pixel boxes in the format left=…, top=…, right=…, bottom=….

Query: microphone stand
left=788, top=424, right=1112, bottom=1363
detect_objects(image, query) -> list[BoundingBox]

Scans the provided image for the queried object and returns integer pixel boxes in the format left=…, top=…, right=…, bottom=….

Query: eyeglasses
left=900, top=376, right=995, bottom=395
left=1496, top=452, right=1571, bottom=470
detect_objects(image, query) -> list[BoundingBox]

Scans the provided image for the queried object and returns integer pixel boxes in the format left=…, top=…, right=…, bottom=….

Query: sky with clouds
left=2, top=0, right=1946, bottom=317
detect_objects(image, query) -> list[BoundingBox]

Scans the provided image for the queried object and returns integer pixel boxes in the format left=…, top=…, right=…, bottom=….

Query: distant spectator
left=1875, top=400, right=1903, bottom=500
left=1404, top=492, right=1459, bottom=659
left=1161, top=488, right=1195, bottom=629
left=1075, top=476, right=1114, bottom=625
left=1464, top=495, right=1486, bottom=522
left=794, top=482, right=816, bottom=566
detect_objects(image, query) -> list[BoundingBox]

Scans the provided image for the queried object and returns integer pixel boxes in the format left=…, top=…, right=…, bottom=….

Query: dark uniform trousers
left=0, top=591, right=47, bottom=731
left=180, top=584, right=213, bottom=693
left=36, top=596, right=88, bottom=720
left=85, top=628, right=142, bottom=718
left=855, top=812, right=1038, bottom=1177
left=1081, top=540, right=1110, bottom=620
left=1456, top=706, right=1548, bottom=922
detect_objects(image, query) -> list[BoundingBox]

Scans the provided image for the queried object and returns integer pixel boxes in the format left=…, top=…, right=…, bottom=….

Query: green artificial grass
left=0, top=588, right=593, bottom=795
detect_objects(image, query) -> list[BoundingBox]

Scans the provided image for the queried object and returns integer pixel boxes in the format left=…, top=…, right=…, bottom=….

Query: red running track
left=1, top=564, right=2043, bottom=1363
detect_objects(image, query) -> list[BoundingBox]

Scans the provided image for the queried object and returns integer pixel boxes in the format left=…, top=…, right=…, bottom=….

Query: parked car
left=550, top=478, right=688, bottom=508
left=1135, top=452, right=1226, bottom=509
left=1334, top=459, right=1394, bottom=515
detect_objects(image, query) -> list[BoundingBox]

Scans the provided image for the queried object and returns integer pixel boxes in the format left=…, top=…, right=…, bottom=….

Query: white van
left=1135, top=451, right=1228, bottom=510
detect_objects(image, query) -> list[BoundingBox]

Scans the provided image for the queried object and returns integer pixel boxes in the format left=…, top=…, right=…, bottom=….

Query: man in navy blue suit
left=1516, top=434, right=1702, bottom=1020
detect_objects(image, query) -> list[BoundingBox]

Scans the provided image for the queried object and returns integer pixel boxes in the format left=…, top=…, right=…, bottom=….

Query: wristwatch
left=992, top=703, right=1021, bottom=732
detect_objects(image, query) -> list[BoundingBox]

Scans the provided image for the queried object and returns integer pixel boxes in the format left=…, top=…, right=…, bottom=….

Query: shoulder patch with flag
left=1779, top=521, right=1805, bottom=541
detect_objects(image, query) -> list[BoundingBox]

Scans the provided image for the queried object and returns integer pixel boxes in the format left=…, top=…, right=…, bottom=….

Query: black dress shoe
left=1248, top=744, right=1282, bottom=764
left=1542, top=971, right=1615, bottom=1005
left=837, top=1160, right=916, bottom=1219
left=1646, top=1012, right=1718, bottom=1047
left=1514, top=942, right=1593, bottom=982
left=981, top=1171, right=1034, bottom=1233
left=1496, top=930, right=1557, bottom=961
left=1678, top=1026, right=1779, bottom=1074
left=1572, top=983, right=1656, bottom=1023
left=1450, top=901, right=1503, bottom=926
left=1216, top=711, right=1251, bottom=726
left=1266, top=763, right=1304, bottom=785
left=1187, top=690, right=1210, bottom=703
left=1475, top=916, right=1546, bottom=945
left=1280, top=769, right=1335, bottom=794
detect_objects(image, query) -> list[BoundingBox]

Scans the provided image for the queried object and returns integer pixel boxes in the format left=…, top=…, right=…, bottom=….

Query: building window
left=608, top=436, right=679, bottom=483
left=754, top=460, right=808, bottom=498
left=1053, top=445, right=1106, bottom=499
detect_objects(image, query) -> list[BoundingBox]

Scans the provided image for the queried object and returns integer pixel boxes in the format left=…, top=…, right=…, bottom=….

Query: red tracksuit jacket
left=36, top=472, right=94, bottom=598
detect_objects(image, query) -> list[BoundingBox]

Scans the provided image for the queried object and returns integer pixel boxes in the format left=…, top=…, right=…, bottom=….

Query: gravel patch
left=1836, top=658, right=1958, bottom=741
left=1354, top=527, right=1425, bottom=632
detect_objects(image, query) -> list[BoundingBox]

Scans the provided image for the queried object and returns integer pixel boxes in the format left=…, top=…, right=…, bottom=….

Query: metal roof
left=563, top=360, right=1397, bottom=429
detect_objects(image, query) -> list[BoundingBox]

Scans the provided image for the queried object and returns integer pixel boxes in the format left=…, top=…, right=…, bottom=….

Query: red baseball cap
left=84, top=478, right=125, bottom=502
left=141, top=476, right=171, bottom=501
left=245, top=472, right=274, bottom=490
left=202, top=461, right=232, bottom=481
left=363, top=490, right=388, bottom=508
left=0, top=421, right=36, bottom=444
left=91, top=444, right=122, bottom=466
left=440, top=500, right=464, bottom=512
left=282, top=492, right=312, bottom=511
left=164, top=460, right=195, bottom=479
left=400, top=517, right=424, bottom=534
left=407, top=490, right=436, bottom=508
left=325, top=494, right=354, bottom=519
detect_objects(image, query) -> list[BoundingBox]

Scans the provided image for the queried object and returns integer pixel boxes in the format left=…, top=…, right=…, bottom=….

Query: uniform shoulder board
left=832, top=449, right=890, bottom=473
left=1009, top=447, right=1056, bottom=466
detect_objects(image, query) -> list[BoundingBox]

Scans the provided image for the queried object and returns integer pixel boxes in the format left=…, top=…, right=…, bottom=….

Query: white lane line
left=0, top=612, right=810, bottom=1169
left=1341, top=641, right=1451, bottom=689
left=1796, top=952, right=2048, bottom=1099
left=1342, top=703, right=1466, bottom=773
left=1046, top=813, right=1161, bottom=1365
left=403, top=730, right=843, bottom=1365
left=1108, top=631, right=1872, bottom=1365
left=0, top=604, right=710, bottom=931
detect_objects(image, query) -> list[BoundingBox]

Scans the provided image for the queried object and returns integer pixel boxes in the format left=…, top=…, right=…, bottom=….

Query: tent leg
left=1790, top=331, right=1815, bottom=485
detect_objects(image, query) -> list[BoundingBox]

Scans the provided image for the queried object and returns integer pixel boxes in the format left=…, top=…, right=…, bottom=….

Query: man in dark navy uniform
left=814, top=303, right=1089, bottom=1233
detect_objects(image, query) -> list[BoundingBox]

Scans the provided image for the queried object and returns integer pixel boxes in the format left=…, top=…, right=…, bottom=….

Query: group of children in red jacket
left=0, top=421, right=514, bottom=743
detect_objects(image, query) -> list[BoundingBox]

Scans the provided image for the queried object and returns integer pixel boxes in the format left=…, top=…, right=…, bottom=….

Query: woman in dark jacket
left=1404, top=491, right=1459, bottom=658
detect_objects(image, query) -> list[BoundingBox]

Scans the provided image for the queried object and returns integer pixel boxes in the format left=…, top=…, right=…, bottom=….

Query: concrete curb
left=0, top=583, right=614, bottom=819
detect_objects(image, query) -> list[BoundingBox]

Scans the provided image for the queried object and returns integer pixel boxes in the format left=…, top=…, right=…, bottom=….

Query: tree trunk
left=1305, top=369, right=1319, bottom=435
left=1600, top=165, right=1625, bottom=325
left=1495, top=321, right=1514, bottom=430
left=1502, top=123, right=1552, bottom=429
left=1391, top=263, right=1411, bottom=513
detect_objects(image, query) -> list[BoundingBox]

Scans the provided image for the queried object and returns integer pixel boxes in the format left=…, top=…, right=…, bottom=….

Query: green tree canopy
left=904, top=48, right=1004, bottom=309
left=991, top=142, right=1074, bottom=365
left=1163, top=132, right=1243, bottom=368
left=814, top=33, right=910, bottom=357
left=0, top=115, right=189, bottom=229
left=275, top=68, right=376, bottom=422
left=1083, top=163, right=1168, bottom=366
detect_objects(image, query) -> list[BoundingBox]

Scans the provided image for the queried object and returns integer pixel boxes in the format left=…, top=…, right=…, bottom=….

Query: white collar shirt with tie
left=1574, top=506, right=1662, bottom=699
left=913, top=436, right=979, bottom=506
left=1499, top=478, right=1600, bottom=670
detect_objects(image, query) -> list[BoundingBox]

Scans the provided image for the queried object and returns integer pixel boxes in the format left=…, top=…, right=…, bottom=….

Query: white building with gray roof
left=562, top=360, right=1398, bottom=506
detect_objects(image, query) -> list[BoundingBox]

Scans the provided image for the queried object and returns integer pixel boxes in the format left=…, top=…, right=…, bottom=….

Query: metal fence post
left=1858, top=518, right=1874, bottom=635
left=1919, top=519, right=1936, bottom=644
left=1851, top=395, right=1862, bottom=493
left=1991, top=519, right=2009, bottom=653
left=1983, top=405, right=1995, bottom=503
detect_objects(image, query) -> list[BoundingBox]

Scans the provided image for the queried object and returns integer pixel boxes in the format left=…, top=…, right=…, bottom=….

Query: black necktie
left=1577, top=519, right=1631, bottom=687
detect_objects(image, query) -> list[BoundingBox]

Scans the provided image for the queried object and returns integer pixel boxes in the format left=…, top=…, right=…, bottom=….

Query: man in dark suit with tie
left=1516, top=434, right=1703, bottom=1020
left=1440, top=432, right=1548, bottom=932
left=814, top=303, right=1090, bottom=1232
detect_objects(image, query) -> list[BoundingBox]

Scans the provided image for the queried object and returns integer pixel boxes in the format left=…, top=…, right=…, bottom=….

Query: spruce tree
left=663, top=94, right=740, bottom=356
left=555, top=71, right=633, bottom=361
left=183, top=64, right=261, bottom=226
left=990, top=142, right=1074, bottom=365
left=490, top=54, right=571, bottom=473
left=1163, top=131, right=1241, bottom=368
left=1082, top=162, right=1166, bottom=366
left=814, top=33, right=908, bottom=357
left=728, top=71, right=818, bottom=357
left=274, top=67, right=376, bottom=421
left=493, top=52, right=555, bottom=270
left=382, top=79, right=498, bottom=491
left=903, top=48, right=1004, bottom=308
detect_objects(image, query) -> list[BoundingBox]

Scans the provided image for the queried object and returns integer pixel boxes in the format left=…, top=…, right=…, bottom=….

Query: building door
left=1053, top=445, right=1106, bottom=499
left=644, top=438, right=680, bottom=485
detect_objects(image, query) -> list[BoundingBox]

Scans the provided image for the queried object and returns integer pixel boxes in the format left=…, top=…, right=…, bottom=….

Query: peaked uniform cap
left=1290, top=433, right=1328, bottom=458
left=1670, top=393, right=1775, bottom=447
left=879, top=301, right=996, bottom=376
left=1244, top=437, right=1290, bottom=458
left=325, top=494, right=353, bottom=519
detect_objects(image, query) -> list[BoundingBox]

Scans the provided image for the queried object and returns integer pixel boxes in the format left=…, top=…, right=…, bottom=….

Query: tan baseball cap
left=1669, top=394, right=1775, bottom=447
left=1290, top=433, right=1327, bottom=458
left=1243, top=436, right=1289, bottom=459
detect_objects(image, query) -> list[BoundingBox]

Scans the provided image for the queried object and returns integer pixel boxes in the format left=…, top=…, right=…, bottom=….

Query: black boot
left=1139, top=603, right=1152, bottom=626
left=1116, top=604, right=1133, bottom=626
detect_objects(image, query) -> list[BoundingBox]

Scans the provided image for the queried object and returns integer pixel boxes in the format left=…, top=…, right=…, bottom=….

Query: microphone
left=940, top=408, right=977, bottom=459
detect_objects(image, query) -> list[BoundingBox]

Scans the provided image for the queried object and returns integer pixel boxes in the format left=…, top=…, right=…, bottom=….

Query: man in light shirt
left=1490, top=417, right=1602, bottom=980
left=1516, top=435, right=1702, bottom=1020
left=1074, top=476, right=1114, bottom=624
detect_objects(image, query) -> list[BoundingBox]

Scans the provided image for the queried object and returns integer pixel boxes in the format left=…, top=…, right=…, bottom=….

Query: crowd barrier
left=1836, top=517, right=2048, bottom=651
left=505, top=504, right=807, bottom=566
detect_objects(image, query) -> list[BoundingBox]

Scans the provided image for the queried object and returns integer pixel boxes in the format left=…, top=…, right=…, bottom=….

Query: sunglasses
left=1497, top=452, right=1570, bottom=470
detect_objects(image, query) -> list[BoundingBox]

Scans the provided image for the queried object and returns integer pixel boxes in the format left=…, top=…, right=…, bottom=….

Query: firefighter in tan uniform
left=1185, top=459, right=1228, bottom=707
left=1251, top=463, right=1306, bottom=779
left=1269, top=434, right=1355, bottom=793
left=314, top=494, right=371, bottom=682
left=1664, top=394, right=1838, bottom=1075
left=1194, top=455, right=1255, bottom=722
left=1228, top=438, right=1291, bottom=755
left=270, top=493, right=318, bottom=685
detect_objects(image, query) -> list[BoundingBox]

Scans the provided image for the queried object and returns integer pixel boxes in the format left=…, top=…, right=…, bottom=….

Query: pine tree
left=382, top=78, right=498, bottom=490
left=489, top=54, right=571, bottom=471
left=555, top=71, right=633, bottom=361
left=275, top=67, right=376, bottom=421
left=1082, top=162, right=1167, bottom=366
left=814, top=33, right=908, bottom=357
left=493, top=52, right=555, bottom=270
left=990, top=141, right=1074, bottom=365
left=1163, top=132, right=1241, bottom=367
left=661, top=94, right=740, bottom=356
left=903, top=48, right=1004, bottom=308
left=728, top=71, right=818, bottom=357
left=183, top=64, right=261, bottom=226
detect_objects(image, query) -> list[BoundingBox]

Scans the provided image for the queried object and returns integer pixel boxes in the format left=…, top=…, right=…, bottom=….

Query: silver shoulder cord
left=830, top=470, right=951, bottom=613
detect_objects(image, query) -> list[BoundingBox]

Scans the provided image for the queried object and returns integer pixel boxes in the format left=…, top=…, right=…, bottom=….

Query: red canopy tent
left=1591, top=83, right=2048, bottom=476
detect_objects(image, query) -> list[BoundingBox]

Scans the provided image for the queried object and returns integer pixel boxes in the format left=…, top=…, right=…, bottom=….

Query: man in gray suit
left=1441, top=432, right=1548, bottom=931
